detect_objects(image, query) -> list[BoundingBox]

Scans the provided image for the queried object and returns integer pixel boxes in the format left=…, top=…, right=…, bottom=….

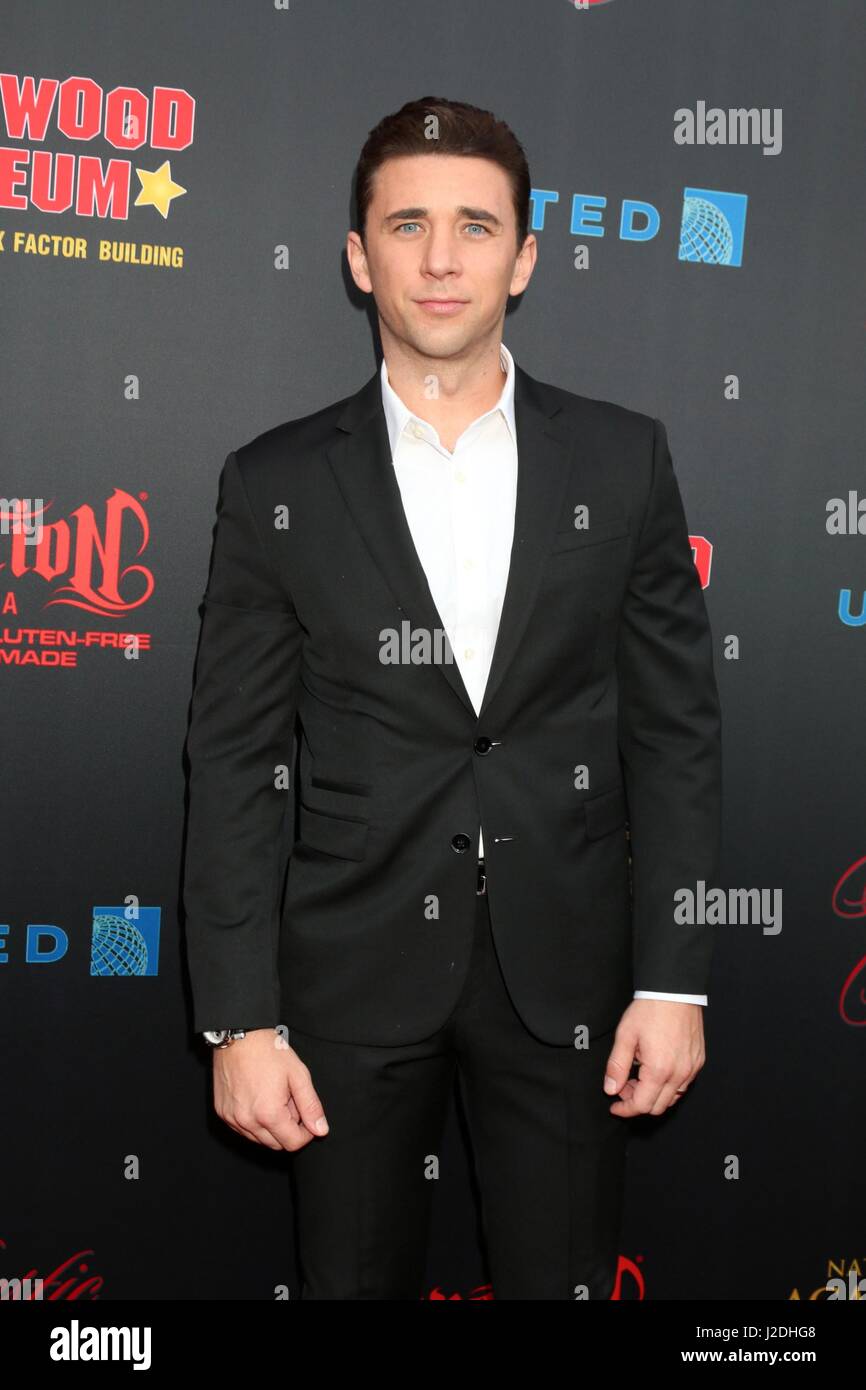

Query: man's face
left=347, top=153, right=536, bottom=362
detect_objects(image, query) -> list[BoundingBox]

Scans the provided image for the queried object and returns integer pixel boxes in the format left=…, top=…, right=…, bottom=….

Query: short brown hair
left=354, top=96, right=531, bottom=252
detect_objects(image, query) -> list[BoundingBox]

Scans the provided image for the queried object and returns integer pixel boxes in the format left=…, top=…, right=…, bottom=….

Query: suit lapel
left=325, top=359, right=576, bottom=721
left=478, top=370, right=575, bottom=720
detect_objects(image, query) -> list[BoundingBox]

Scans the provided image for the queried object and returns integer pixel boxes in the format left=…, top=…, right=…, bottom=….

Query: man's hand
left=603, top=999, right=705, bottom=1117
left=212, top=1028, right=329, bottom=1151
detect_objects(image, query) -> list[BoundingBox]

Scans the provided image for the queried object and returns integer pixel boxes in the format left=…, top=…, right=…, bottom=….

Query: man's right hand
left=212, top=1028, right=329, bottom=1151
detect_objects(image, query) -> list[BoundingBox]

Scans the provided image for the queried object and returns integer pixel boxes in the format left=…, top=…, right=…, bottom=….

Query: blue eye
left=394, top=222, right=489, bottom=235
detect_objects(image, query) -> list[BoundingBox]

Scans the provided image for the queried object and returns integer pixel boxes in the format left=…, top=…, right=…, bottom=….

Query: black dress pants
left=289, top=883, right=629, bottom=1300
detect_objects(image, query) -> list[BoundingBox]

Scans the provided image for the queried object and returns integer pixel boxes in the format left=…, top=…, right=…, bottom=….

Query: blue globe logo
left=91, top=913, right=149, bottom=975
left=679, top=196, right=735, bottom=265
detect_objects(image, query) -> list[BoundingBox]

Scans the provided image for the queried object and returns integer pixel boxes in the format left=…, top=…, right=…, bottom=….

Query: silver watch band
left=202, top=1028, right=247, bottom=1047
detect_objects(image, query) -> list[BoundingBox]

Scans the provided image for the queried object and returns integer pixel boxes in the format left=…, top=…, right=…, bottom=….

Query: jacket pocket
left=310, top=774, right=372, bottom=795
left=550, top=515, right=631, bottom=555
left=297, top=801, right=369, bottom=860
left=584, top=785, right=629, bottom=840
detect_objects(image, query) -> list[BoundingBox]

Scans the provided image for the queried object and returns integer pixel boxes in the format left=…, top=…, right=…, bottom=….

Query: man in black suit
left=183, top=96, right=722, bottom=1300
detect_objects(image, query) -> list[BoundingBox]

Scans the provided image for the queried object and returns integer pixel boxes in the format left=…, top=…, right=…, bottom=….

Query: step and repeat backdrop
left=2, top=0, right=863, bottom=1301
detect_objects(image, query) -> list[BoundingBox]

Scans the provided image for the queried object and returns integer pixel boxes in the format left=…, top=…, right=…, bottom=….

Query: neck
left=382, top=337, right=506, bottom=444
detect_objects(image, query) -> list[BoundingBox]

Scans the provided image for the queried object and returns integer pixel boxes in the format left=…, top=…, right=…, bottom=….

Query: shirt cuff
left=634, top=989, right=708, bottom=1006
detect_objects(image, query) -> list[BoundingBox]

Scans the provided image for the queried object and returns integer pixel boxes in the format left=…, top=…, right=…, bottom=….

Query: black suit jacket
left=182, top=361, right=722, bottom=1046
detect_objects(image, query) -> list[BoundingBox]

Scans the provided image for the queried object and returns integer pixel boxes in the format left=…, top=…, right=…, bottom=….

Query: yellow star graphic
left=134, top=161, right=187, bottom=219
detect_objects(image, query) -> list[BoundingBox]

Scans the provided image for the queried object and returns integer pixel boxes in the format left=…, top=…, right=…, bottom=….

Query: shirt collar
left=380, top=342, right=516, bottom=458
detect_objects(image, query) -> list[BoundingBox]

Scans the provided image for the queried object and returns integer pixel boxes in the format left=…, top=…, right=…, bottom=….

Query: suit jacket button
left=451, top=833, right=472, bottom=853
left=473, top=736, right=492, bottom=755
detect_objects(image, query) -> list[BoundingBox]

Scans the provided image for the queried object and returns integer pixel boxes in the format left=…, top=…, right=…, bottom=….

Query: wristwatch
left=202, top=1028, right=247, bottom=1047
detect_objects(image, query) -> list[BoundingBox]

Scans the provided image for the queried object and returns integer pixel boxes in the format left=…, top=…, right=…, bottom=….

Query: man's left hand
left=602, top=999, right=706, bottom=1117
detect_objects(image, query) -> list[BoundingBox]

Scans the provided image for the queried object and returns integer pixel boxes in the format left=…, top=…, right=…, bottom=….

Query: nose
left=419, top=226, right=463, bottom=280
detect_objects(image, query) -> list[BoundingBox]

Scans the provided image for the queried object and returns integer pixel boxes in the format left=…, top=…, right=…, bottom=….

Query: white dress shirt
left=380, top=343, right=706, bottom=1007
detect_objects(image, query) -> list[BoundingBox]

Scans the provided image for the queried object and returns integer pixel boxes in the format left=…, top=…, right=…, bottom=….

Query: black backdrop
left=2, top=0, right=864, bottom=1301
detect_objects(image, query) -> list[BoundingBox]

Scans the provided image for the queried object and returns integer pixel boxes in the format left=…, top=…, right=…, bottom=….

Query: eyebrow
left=382, top=206, right=503, bottom=230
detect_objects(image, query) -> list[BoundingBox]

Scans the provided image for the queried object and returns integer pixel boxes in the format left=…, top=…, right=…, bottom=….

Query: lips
left=415, top=298, right=469, bottom=316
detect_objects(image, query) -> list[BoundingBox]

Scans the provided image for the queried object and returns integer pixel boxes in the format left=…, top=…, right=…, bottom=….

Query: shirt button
left=454, top=470, right=466, bottom=484
left=464, top=647, right=474, bottom=659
